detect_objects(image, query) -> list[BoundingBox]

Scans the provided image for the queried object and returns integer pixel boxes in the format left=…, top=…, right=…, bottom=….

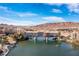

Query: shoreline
left=0, top=43, right=16, bottom=56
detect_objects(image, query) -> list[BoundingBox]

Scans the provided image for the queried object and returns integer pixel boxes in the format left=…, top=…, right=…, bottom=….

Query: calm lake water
left=7, top=38, right=79, bottom=56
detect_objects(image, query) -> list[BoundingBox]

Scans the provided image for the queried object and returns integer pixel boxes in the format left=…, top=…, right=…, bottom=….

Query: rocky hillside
left=0, top=22, right=79, bottom=32
left=33, top=22, right=79, bottom=30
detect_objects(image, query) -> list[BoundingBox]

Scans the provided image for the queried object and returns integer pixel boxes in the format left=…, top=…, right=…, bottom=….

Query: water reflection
left=7, top=39, right=79, bottom=56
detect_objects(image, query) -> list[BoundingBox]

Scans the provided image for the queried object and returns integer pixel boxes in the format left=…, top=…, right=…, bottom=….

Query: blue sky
left=0, top=3, right=79, bottom=26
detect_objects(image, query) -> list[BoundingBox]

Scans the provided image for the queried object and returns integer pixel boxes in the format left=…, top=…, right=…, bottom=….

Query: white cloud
left=46, top=3, right=79, bottom=14
left=0, top=5, right=66, bottom=26
left=45, top=3, right=63, bottom=13
left=0, top=16, right=37, bottom=26
left=45, top=3, right=63, bottom=6
left=52, top=9, right=62, bottom=13
left=18, top=12, right=38, bottom=17
left=0, top=16, right=48, bottom=26
left=67, top=4, right=79, bottom=14
left=42, top=16, right=66, bottom=22
left=0, top=6, right=42, bottom=26
left=0, top=6, right=8, bottom=11
left=0, top=6, right=38, bottom=18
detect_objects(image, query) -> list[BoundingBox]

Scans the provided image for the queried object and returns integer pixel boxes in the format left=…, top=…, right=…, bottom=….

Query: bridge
left=16, top=27, right=79, bottom=43
left=23, top=30, right=59, bottom=43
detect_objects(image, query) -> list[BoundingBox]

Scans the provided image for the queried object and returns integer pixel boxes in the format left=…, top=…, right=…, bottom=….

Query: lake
left=7, top=38, right=79, bottom=56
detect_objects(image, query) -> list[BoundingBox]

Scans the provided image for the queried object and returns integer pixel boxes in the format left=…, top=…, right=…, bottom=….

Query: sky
left=0, top=3, right=79, bottom=26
